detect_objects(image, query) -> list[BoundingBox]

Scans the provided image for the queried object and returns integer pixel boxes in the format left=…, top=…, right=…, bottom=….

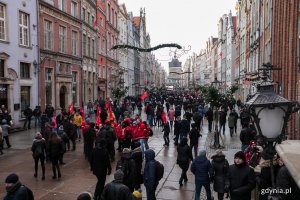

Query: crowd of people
left=2, top=90, right=300, bottom=200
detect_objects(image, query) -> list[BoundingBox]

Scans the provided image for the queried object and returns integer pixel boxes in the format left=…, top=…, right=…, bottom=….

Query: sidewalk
left=0, top=111, right=243, bottom=200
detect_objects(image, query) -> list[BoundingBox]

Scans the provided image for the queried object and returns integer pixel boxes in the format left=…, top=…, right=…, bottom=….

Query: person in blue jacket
left=143, top=149, right=157, bottom=200
left=191, top=150, right=212, bottom=200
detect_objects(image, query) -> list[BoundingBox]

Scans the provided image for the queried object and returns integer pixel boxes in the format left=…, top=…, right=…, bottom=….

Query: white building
left=0, top=0, right=38, bottom=126
left=118, top=4, right=128, bottom=91
left=127, top=12, right=135, bottom=96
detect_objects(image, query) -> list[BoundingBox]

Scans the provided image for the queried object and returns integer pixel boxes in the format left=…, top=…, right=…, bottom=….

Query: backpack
left=148, top=128, right=153, bottom=137
left=33, top=143, right=42, bottom=157
left=116, top=159, right=130, bottom=178
left=155, top=160, right=164, bottom=181
left=23, top=185, right=34, bottom=200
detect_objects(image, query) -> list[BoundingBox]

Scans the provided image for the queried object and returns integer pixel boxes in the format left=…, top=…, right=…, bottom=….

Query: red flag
left=96, top=105, right=101, bottom=125
left=68, top=101, right=74, bottom=114
left=140, top=91, right=149, bottom=100
left=219, top=51, right=222, bottom=58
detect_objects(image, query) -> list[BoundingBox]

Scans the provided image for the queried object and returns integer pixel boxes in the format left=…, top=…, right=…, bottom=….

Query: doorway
left=59, top=85, right=67, bottom=109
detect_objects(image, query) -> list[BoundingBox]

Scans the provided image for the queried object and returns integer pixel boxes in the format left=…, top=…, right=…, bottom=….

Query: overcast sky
left=118, top=0, right=238, bottom=73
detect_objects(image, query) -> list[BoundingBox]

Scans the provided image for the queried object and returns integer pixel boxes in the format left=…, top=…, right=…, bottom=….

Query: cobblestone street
left=0, top=111, right=243, bottom=200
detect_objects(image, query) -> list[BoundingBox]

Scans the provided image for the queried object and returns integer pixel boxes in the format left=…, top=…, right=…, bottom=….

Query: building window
left=19, top=11, right=29, bottom=46
left=20, top=86, right=30, bottom=118
left=71, top=1, right=77, bottom=17
left=100, top=17, right=103, bottom=26
left=87, top=37, right=91, bottom=57
left=58, top=0, right=65, bottom=11
left=59, top=26, right=66, bottom=53
left=72, top=72, right=77, bottom=104
left=82, top=7, right=86, bottom=21
left=91, top=16, right=95, bottom=27
left=20, top=62, right=30, bottom=79
left=115, top=12, right=117, bottom=28
left=102, top=39, right=105, bottom=53
left=44, top=20, right=52, bottom=50
left=0, top=59, right=4, bottom=77
left=98, top=36, right=101, bottom=54
left=92, top=39, right=95, bottom=58
left=83, top=34, right=86, bottom=56
left=0, top=3, right=7, bottom=41
left=108, top=4, right=110, bottom=22
left=45, top=68, right=52, bottom=105
left=87, top=12, right=90, bottom=24
left=72, top=31, right=77, bottom=56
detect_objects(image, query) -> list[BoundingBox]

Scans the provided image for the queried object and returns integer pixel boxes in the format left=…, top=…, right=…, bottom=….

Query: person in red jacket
left=115, top=123, right=123, bottom=152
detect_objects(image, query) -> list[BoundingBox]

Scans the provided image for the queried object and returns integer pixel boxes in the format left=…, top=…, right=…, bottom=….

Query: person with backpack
left=116, top=148, right=137, bottom=192
left=144, top=149, right=162, bottom=200
left=211, top=150, right=229, bottom=200
left=177, top=137, right=193, bottom=187
left=31, top=132, right=46, bottom=180
left=101, top=169, right=134, bottom=200
left=4, top=173, right=34, bottom=200
left=90, top=139, right=111, bottom=200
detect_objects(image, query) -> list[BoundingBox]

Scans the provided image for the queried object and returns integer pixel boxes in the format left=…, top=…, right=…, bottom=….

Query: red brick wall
left=271, top=0, right=299, bottom=139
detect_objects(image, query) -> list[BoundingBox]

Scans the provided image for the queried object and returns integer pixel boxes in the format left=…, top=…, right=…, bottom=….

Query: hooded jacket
left=211, top=153, right=229, bottom=193
left=143, top=149, right=157, bottom=190
left=191, top=154, right=212, bottom=184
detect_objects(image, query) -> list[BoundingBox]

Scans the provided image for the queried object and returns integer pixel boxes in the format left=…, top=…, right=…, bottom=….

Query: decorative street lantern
left=245, top=80, right=296, bottom=143
left=211, top=77, right=221, bottom=89
left=245, top=72, right=299, bottom=187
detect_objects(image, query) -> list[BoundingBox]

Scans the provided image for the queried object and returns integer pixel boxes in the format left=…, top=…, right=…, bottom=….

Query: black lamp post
left=245, top=76, right=298, bottom=187
left=210, top=76, right=223, bottom=149
left=211, top=76, right=222, bottom=89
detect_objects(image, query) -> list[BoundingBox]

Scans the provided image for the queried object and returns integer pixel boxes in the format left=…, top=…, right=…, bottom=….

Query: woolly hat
left=77, top=192, right=92, bottom=200
left=122, top=148, right=131, bottom=158
left=234, top=151, right=246, bottom=162
left=199, top=150, right=206, bottom=157
left=114, top=169, right=124, bottom=181
left=35, top=132, right=42, bottom=139
left=5, top=173, right=19, bottom=184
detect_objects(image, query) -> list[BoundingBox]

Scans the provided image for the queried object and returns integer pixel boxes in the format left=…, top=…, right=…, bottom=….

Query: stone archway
left=59, top=85, right=67, bottom=109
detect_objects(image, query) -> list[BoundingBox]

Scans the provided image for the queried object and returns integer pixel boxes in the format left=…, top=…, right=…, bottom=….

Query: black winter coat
left=240, top=127, right=255, bottom=145
left=211, top=154, right=229, bottom=193
left=189, top=128, right=201, bottom=145
left=177, top=144, right=193, bottom=171
left=226, top=163, right=256, bottom=200
left=179, top=119, right=190, bottom=135
left=101, top=180, right=133, bottom=200
left=131, top=147, right=143, bottom=185
left=91, top=143, right=111, bottom=176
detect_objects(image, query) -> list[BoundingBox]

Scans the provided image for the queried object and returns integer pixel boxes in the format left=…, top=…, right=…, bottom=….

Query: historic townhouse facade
left=39, top=0, right=82, bottom=111
left=133, top=16, right=141, bottom=96
left=0, top=0, right=38, bottom=126
left=118, top=4, right=128, bottom=92
left=127, top=12, right=135, bottom=96
left=81, top=0, right=97, bottom=105
left=105, top=0, right=119, bottom=97
left=226, top=12, right=237, bottom=88
left=96, top=0, right=107, bottom=99
left=167, top=56, right=182, bottom=89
